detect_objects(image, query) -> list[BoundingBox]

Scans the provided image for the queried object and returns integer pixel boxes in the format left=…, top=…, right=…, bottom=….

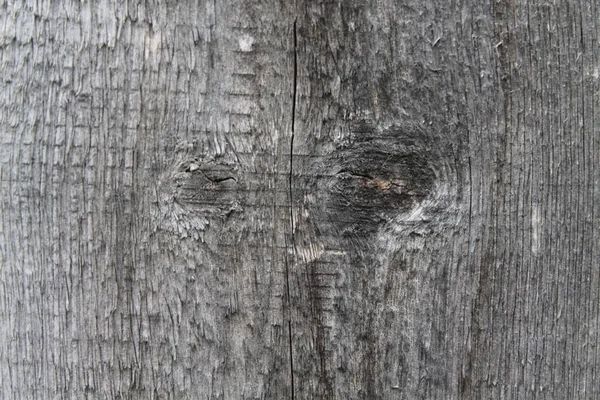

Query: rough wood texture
left=1, top=0, right=599, bottom=398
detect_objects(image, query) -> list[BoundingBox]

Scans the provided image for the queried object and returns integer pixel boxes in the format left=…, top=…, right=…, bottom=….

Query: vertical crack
left=285, top=19, right=298, bottom=400
left=288, top=320, right=295, bottom=399
left=290, top=19, right=297, bottom=241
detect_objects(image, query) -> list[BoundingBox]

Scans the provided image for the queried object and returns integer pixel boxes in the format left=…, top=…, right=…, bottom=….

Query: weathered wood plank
left=1, top=0, right=599, bottom=399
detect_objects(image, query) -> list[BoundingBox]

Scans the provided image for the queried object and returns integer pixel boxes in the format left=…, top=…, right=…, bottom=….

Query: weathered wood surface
left=1, top=0, right=599, bottom=398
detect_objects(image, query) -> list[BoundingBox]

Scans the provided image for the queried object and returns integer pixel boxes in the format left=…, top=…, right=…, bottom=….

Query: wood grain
left=1, top=0, right=599, bottom=398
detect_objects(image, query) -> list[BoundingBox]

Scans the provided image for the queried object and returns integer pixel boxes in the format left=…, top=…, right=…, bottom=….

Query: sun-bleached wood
left=1, top=1, right=599, bottom=398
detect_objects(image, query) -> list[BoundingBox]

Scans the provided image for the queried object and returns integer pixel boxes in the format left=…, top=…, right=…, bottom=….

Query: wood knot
left=314, top=121, right=446, bottom=236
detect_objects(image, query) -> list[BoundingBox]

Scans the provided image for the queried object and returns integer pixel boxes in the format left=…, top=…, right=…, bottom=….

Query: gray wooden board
left=1, top=1, right=599, bottom=399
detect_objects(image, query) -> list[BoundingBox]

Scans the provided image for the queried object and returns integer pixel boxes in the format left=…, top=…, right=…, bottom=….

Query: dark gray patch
left=175, top=162, right=241, bottom=209
left=316, top=121, right=438, bottom=236
left=171, top=155, right=244, bottom=214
